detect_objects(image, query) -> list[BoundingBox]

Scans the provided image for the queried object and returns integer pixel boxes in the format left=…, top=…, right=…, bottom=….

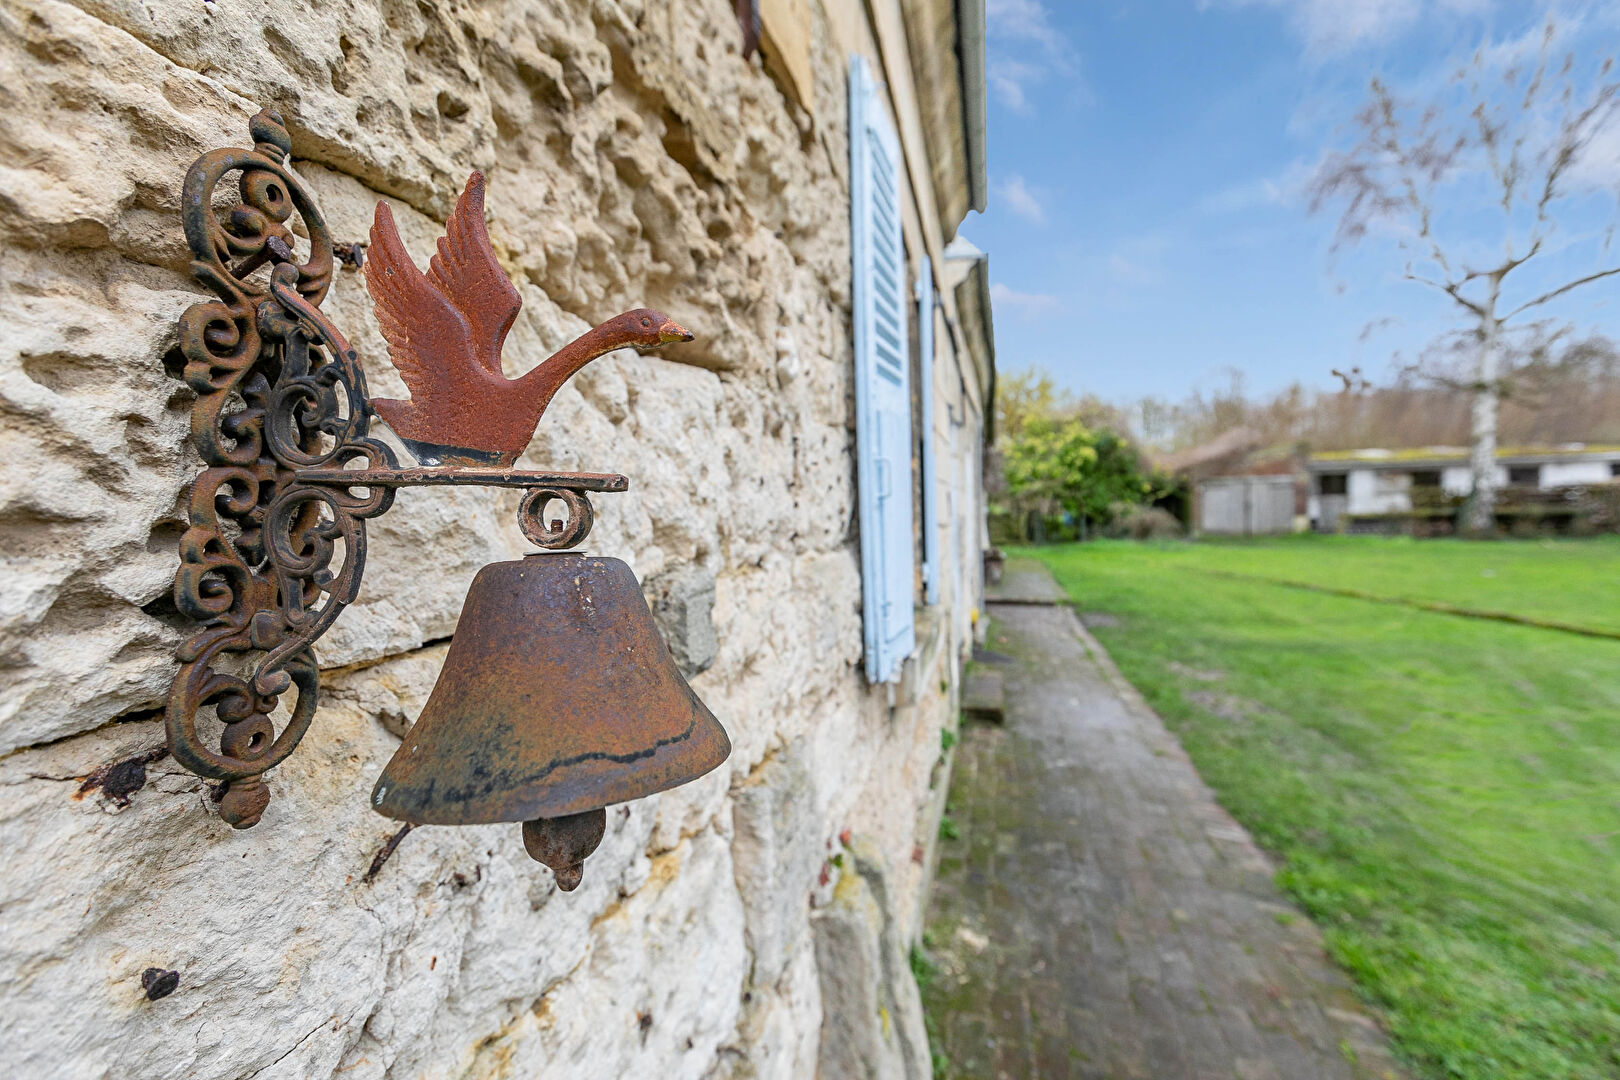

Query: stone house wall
left=0, top=1, right=989, bottom=1077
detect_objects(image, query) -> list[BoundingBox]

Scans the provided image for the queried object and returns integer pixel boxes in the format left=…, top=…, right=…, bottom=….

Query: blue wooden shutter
left=850, top=55, right=915, bottom=683
left=918, top=271, right=939, bottom=605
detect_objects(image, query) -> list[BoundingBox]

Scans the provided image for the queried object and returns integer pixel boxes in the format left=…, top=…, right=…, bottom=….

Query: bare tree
left=1311, top=23, right=1620, bottom=531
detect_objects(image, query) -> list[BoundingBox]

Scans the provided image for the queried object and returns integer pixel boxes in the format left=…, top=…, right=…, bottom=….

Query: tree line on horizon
left=1122, top=332, right=1620, bottom=456
left=995, top=335, right=1620, bottom=542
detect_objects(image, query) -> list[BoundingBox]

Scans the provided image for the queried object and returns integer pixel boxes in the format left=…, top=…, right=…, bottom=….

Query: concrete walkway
left=923, top=561, right=1403, bottom=1079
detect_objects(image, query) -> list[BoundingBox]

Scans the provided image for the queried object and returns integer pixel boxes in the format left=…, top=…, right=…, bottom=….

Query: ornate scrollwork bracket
left=166, top=111, right=619, bottom=827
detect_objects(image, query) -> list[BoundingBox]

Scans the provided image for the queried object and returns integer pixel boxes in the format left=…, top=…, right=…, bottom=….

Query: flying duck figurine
left=363, top=172, right=693, bottom=467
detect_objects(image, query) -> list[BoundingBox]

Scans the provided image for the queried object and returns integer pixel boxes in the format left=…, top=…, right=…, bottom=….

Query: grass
left=911, top=944, right=950, bottom=1079
left=1146, top=533, right=1620, bottom=635
left=1029, top=538, right=1620, bottom=1080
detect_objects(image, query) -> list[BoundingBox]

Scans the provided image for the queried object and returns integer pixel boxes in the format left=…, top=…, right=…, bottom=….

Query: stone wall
left=0, top=1, right=968, bottom=1076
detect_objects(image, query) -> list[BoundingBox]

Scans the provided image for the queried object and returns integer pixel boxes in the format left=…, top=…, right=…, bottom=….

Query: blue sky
left=963, top=1, right=1620, bottom=403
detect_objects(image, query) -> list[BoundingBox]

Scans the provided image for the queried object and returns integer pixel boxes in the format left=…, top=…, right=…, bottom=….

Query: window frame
left=1508, top=465, right=1541, bottom=487
left=1318, top=472, right=1348, bottom=496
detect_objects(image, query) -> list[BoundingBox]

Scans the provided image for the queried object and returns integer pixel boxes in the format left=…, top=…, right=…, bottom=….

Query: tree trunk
left=1465, top=287, right=1501, bottom=534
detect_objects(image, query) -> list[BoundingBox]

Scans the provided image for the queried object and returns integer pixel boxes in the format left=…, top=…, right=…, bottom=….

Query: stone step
left=962, top=668, right=1006, bottom=724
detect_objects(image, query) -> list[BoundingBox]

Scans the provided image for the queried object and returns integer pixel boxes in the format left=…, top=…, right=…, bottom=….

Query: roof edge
left=1308, top=445, right=1620, bottom=469
left=955, top=0, right=988, bottom=214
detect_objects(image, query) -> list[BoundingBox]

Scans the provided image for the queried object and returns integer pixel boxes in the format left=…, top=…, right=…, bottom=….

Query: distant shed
left=1197, top=475, right=1296, bottom=535
left=1157, top=431, right=1302, bottom=536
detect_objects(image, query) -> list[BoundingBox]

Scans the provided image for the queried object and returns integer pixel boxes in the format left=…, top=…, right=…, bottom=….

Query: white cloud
left=1201, top=0, right=1490, bottom=53
left=990, top=282, right=1062, bottom=319
left=1199, top=177, right=1287, bottom=215
left=988, top=58, right=1042, bottom=112
left=998, top=175, right=1047, bottom=223
left=1569, top=120, right=1620, bottom=190
left=1198, top=159, right=1315, bottom=214
left=1306, top=14, right=1620, bottom=200
left=1101, top=232, right=1172, bottom=288
left=1478, top=16, right=1620, bottom=193
left=985, top=0, right=1082, bottom=114
left=1106, top=253, right=1163, bottom=287
left=987, top=0, right=1061, bottom=41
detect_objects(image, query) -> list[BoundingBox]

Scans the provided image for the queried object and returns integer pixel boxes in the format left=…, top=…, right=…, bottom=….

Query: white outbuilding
left=1306, top=444, right=1620, bottom=530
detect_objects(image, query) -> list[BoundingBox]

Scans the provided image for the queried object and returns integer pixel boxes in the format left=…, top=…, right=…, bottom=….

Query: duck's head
left=613, top=308, right=694, bottom=349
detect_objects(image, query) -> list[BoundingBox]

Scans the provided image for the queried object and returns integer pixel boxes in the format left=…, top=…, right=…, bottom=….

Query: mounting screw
left=141, top=967, right=180, bottom=1001
left=265, top=235, right=296, bottom=263
left=333, top=241, right=366, bottom=270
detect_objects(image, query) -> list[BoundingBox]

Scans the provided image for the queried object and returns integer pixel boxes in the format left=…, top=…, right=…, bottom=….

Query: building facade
left=0, top=2, right=992, bottom=1077
left=1307, top=445, right=1620, bottom=530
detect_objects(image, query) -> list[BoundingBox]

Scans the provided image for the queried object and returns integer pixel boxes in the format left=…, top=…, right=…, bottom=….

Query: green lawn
left=1030, top=539, right=1620, bottom=1080
left=1151, top=533, right=1620, bottom=634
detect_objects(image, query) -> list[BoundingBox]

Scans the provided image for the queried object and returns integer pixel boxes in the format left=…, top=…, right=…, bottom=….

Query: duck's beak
left=659, top=321, right=695, bottom=344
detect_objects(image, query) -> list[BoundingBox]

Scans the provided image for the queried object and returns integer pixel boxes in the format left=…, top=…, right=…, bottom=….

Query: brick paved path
left=923, top=562, right=1404, bottom=1079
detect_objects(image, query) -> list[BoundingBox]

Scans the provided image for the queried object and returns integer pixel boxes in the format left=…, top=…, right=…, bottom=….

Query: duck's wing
left=364, top=200, right=476, bottom=409
left=426, top=172, right=522, bottom=376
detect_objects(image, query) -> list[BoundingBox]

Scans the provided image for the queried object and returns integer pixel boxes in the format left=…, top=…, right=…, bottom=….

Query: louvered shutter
left=849, top=55, right=915, bottom=683
left=918, top=271, right=939, bottom=605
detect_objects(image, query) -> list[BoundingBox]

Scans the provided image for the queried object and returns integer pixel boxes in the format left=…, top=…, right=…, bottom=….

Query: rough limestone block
left=731, top=737, right=824, bottom=988
left=712, top=940, right=823, bottom=1080
left=647, top=563, right=721, bottom=676
left=811, top=839, right=932, bottom=1080
left=0, top=646, right=740, bottom=1080
left=0, top=0, right=836, bottom=751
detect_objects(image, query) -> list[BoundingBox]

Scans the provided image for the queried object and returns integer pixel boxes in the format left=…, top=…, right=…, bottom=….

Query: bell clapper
left=522, top=808, right=608, bottom=891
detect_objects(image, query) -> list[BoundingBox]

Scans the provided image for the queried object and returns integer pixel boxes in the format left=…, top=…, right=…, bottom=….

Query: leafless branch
left=1403, top=271, right=1487, bottom=317
left=1502, top=265, right=1620, bottom=320
left=1498, top=240, right=1542, bottom=277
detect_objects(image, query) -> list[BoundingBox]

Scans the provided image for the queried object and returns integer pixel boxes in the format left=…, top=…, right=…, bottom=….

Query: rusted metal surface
left=167, top=109, right=383, bottom=827
left=166, top=114, right=728, bottom=877
left=372, top=554, right=730, bottom=822
left=332, top=240, right=366, bottom=269
left=522, top=810, right=606, bottom=892
left=362, top=822, right=416, bottom=883
left=295, top=468, right=629, bottom=491
left=164, top=114, right=630, bottom=824
left=75, top=746, right=167, bottom=807
left=364, top=171, right=692, bottom=468
left=371, top=554, right=730, bottom=886
left=517, top=487, right=596, bottom=550
left=297, top=470, right=621, bottom=550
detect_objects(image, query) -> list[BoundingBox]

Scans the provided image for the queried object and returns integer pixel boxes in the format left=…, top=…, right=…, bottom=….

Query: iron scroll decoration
left=167, top=110, right=626, bottom=827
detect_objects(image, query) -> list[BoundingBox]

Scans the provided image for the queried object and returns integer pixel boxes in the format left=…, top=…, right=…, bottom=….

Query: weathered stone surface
left=731, top=739, right=823, bottom=989
left=712, top=940, right=822, bottom=1079
left=811, top=839, right=932, bottom=1080
left=961, top=668, right=1005, bottom=723
left=0, top=0, right=964, bottom=1075
left=646, top=563, right=721, bottom=677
